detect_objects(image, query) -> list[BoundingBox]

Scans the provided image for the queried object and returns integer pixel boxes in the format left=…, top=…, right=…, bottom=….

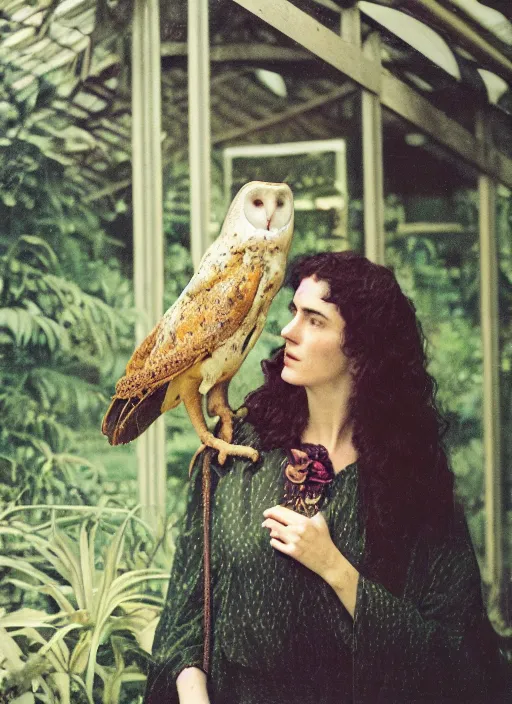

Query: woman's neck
left=301, top=381, right=357, bottom=472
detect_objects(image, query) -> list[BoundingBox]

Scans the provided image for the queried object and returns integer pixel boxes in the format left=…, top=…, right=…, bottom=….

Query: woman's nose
left=281, top=317, right=298, bottom=341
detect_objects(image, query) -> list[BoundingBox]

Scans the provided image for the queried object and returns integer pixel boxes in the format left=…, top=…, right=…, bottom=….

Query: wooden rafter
left=213, top=82, right=356, bottom=145
left=1, top=0, right=511, bottom=203
left=161, top=41, right=313, bottom=63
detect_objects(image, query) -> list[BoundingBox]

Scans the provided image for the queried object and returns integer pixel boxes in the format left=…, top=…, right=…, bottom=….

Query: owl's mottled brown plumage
left=102, top=181, right=294, bottom=464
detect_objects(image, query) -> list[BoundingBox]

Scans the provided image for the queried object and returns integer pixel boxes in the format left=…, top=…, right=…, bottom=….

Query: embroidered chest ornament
left=282, top=444, right=335, bottom=517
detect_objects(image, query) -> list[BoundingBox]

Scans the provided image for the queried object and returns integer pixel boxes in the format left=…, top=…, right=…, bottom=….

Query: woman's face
left=280, top=276, right=351, bottom=390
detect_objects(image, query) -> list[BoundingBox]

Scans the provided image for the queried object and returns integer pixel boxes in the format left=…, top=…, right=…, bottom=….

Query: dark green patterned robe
left=144, top=422, right=503, bottom=703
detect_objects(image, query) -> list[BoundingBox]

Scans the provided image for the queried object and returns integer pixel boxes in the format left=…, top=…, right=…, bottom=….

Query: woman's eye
left=310, top=318, right=322, bottom=327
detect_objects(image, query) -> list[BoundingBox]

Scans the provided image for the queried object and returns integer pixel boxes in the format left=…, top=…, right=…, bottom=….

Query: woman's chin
left=281, top=368, right=301, bottom=386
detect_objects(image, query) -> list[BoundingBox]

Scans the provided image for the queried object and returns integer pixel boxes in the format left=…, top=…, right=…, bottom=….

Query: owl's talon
left=218, top=417, right=233, bottom=444
left=198, top=431, right=259, bottom=465
left=188, top=438, right=258, bottom=476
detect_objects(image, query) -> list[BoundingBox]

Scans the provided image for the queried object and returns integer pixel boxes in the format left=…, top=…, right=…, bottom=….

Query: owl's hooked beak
left=266, top=206, right=278, bottom=231
left=265, top=201, right=278, bottom=231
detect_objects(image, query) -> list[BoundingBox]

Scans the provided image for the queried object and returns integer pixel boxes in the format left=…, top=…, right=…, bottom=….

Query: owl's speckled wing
left=114, top=250, right=263, bottom=399
left=103, top=180, right=293, bottom=454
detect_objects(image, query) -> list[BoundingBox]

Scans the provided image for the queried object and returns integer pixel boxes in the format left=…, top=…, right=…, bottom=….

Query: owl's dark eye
left=277, top=199, right=284, bottom=207
left=254, top=199, right=264, bottom=207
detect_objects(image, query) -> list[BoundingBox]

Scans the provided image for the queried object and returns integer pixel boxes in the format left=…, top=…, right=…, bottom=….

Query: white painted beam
left=188, top=0, right=211, bottom=270
left=132, top=0, right=166, bottom=525
left=478, top=157, right=505, bottom=623
left=232, top=0, right=380, bottom=94
left=230, top=0, right=512, bottom=189
left=362, top=32, right=385, bottom=264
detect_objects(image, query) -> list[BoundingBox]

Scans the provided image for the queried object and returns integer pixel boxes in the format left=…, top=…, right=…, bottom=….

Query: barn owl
left=102, top=181, right=294, bottom=465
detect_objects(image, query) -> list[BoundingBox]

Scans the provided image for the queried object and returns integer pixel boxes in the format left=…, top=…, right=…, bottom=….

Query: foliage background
left=1, top=134, right=511, bottom=703
left=1, top=7, right=511, bottom=700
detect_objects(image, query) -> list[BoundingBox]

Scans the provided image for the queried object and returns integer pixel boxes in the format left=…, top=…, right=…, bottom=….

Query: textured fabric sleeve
left=143, top=453, right=214, bottom=704
left=353, top=511, right=504, bottom=703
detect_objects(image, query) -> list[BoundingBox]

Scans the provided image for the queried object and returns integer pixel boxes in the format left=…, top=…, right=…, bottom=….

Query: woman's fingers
left=263, top=505, right=304, bottom=525
left=262, top=517, right=287, bottom=541
left=261, top=517, right=277, bottom=530
left=262, top=505, right=312, bottom=548
left=262, top=517, right=305, bottom=545
left=269, top=537, right=294, bottom=554
left=263, top=505, right=343, bottom=582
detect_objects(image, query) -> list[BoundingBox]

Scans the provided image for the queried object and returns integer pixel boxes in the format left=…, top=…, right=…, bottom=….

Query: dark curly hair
left=244, top=250, right=455, bottom=596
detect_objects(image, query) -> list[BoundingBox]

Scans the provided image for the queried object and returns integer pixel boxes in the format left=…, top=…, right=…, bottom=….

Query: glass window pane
left=160, top=6, right=197, bottom=484
left=360, top=2, right=461, bottom=80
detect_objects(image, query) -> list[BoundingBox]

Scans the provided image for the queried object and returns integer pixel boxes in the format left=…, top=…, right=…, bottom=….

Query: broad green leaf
left=0, top=626, right=25, bottom=671
left=49, top=520, right=86, bottom=609
left=10, top=625, right=67, bottom=674
left=0, top=609, right=63, bottom=629
left=68, top=630, right=91, bottom=675
left=48, top=671, right=70, bottom=704
left=79, top=520, right=95, bottom=610
left=0, top=558, right=75, bottom=613
left=10, top=694, right=35, bottom=704
left=38, top=623, right=84, bottom=666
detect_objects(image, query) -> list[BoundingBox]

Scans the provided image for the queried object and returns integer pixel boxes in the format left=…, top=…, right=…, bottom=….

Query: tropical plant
left=0, top=152, right=136, bottom=507
left=0, top=503, right=172, bottom=704
left=0, top=237, right=116, bottom=506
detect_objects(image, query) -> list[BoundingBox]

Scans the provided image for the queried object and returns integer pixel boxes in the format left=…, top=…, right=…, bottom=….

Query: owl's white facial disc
left=243, top=184, right=293, bottom=233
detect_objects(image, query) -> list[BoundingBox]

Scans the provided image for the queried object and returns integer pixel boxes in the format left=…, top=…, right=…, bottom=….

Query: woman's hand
left=176, top=667, right=210, bottom=704
left=262, top=505, right=337, bottom=578
left=262, top=505, right=360, bottom=618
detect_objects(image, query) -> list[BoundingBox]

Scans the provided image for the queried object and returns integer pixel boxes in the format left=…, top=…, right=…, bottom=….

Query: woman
left=144, top=251, right=503, bottom=703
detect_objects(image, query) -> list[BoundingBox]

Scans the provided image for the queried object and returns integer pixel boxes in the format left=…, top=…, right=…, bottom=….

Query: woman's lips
left=284, top=350, right=299, bottom=362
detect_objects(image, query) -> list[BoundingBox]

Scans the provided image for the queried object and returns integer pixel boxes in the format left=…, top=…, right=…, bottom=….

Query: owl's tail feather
left=101, top=384, right=169, bottom=445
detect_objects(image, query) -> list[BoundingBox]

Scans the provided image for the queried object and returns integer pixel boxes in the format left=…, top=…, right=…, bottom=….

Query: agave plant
left=0, top=504, right=171, bottom=703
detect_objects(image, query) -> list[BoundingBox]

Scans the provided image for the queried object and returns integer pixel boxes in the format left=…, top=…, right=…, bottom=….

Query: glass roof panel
left=1, top=0, right=511, bottom=203
left=359, top=2, right=461, bottom=80
left=478, top=68, right=509, bottom=104
left=447, top=0, right=512, bottom=45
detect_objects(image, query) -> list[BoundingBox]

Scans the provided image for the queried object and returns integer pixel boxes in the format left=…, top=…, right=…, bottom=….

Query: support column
left=188, top=0, right=211, bottom=270
left=132, top=0, right=166, bottom=525
left=479, top=172, right=505, bottom=623
left=362, top=32, right=385, bottom=265
left=339, top=6, right=364, bottom=255
left=476, top=113, right=505, bottom=625
left=340, top=4, right=360, bottom=44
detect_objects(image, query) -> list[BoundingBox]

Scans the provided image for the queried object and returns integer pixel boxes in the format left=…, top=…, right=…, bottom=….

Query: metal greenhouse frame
left=129, top=0, right=509, bottom=622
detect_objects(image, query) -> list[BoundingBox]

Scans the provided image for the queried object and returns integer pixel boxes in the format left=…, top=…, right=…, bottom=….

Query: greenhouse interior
left=0, top=0, right=511, bottom=701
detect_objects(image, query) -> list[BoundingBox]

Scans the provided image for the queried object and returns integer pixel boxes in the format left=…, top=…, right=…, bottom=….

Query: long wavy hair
left=244, top=250, right=456, bottom=596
